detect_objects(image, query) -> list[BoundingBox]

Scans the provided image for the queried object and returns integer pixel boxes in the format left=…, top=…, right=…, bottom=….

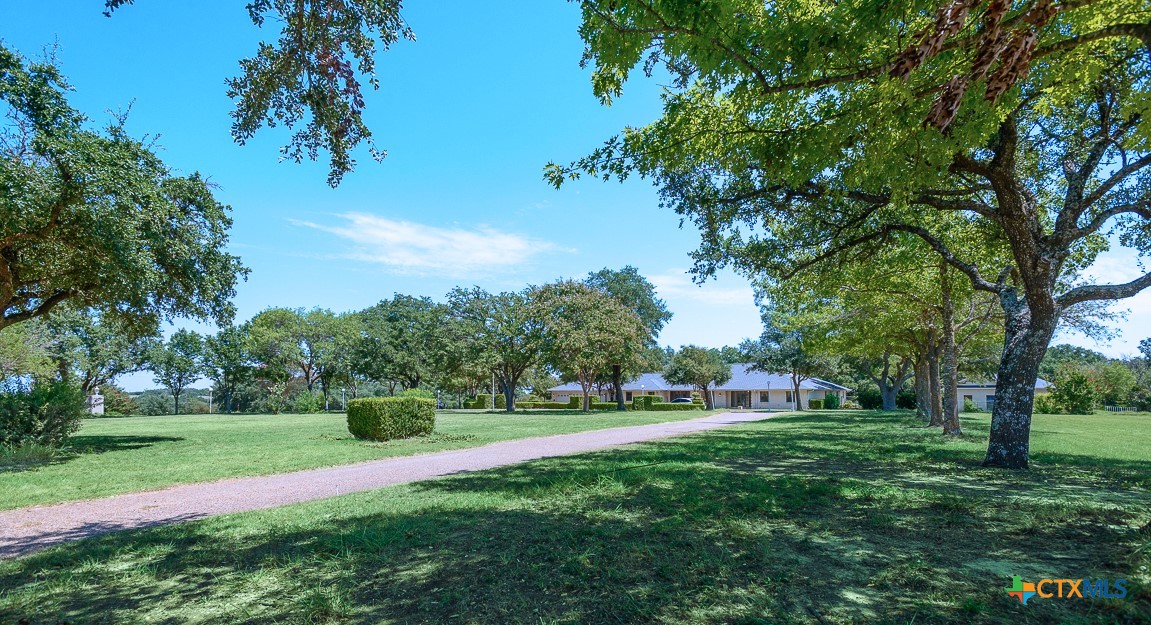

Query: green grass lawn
left=0, top=409, right=720, bottom=511
left=2, top=410, right=1148, bottom=624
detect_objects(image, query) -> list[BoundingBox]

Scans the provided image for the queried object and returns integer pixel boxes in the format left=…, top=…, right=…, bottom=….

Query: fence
left=1104, top=406, right=1140, bottom=413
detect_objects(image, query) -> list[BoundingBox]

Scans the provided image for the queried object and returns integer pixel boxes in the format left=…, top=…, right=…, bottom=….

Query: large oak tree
left=551, top=0, right=1151, bottom=469
left=0, top=45, right=246, bottom=335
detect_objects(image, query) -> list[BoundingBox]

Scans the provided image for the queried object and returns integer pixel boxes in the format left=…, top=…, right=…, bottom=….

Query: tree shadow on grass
left=2, top=422, right=1148, bottom=625
left=67, top=435, right=185, bottom=455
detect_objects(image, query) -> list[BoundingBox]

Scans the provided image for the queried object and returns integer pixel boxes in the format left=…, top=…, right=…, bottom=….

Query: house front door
left=731, top=391, right=751, bottom=409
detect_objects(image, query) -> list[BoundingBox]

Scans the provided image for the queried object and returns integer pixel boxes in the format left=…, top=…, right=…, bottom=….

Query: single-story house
left=549, top=363, right=851, bottom=410
left=959, top=378, right=1051, bottom=411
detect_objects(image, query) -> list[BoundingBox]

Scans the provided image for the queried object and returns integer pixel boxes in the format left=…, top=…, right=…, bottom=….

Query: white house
left=549, top=363, right=850, bottom=410
left=959, top=378, right=1051, bottom=411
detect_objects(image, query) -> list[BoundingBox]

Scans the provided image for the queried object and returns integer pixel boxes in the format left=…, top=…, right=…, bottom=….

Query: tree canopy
left=0, top=45, right=247, bottom=335
left=551, top=0, right=1151, bottom=468
left=535, top=280, right=648, bottom=411
left=664, top=345, right=731, bottom=409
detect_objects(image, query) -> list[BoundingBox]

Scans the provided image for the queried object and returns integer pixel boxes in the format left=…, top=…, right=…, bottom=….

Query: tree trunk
left=880, top=384, right=899, bottom=411
left=793, top=374, right=804, bottom=411
left=502, top=375, right=516, bottom=413
left=173, top=390, right=181, bottom=415
left=913, top=355, right=931, bottom=421
left=941, top=264, right=962, bottom=435
left=702, top=386, right=713, bottom=410
left=613, top=364, right=625, bottom=411
left=983, top=296, right=1058, bottom=469
left=927, top=335, right=943, bottom=427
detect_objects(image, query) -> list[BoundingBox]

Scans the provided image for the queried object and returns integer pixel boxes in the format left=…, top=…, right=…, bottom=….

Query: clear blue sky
left=5, top=2, right=1146, bottom=391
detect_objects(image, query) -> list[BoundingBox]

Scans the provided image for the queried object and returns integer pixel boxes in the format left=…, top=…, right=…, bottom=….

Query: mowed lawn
left=2, top=411, right=1148, bottom=624
left=0, top=409, right=720, bottom=510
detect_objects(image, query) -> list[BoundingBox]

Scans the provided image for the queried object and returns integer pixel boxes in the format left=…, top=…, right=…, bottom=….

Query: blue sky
left=5, top=2, right=1148, bottom=391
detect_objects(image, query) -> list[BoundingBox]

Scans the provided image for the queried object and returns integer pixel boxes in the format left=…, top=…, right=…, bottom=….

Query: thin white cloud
left=291, top=213, right=565, bottom=276
left=648, top=270, right=757, bottom=306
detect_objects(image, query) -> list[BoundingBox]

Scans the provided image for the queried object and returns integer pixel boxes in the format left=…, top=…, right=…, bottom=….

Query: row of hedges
left=463, top=393, right=506, bottom=410
left=631, top=395, right=664, bottom=410
left=347, top=397, right=436, bottom=441
left=647, top=403, right=704, bottom=411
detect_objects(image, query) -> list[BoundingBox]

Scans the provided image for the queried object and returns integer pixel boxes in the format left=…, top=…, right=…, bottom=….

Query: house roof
left=958, top=378, right=1050, bottom=390
left=549, top=363, right=852, bottom=393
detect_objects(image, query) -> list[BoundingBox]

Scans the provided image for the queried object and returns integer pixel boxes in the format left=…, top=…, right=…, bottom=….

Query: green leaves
left=0, top=44, right=247, bottom=335
left=226, top=0, right=414, bottom=186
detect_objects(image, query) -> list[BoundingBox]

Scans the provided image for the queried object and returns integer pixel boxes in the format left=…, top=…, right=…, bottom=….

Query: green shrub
left=0, top=381, right=86, bottom=449
left=137, top=392, right=172, bottom=415
left=346, top=397, right=436, bottom=441
left=1052, top=366, right=1099, bottom=414
left=823, top=394, right=841, bottom=409
left=856, top=389, right=882, bottom=410
left=648, top=403, right=704, bottom=411
left=568, top=396, right=582, bottom=408
left=841, top=400, right=862, bottom=410
left=293, top=390, right=325, bottom=414
left=401, top=388, right=436, bottom=400
left=0, top=441, right=59, bottom=468
left=962, top=398, right=983, bottom=413
left=809, top=399, right=824, bottom=410
left=1033, top=394, right=1061, bottom=415
left=631, top=395, right=670, bottom=411
left=101, top=385, right=139, bottom=417
left=471, top=394, right=506, bottom=410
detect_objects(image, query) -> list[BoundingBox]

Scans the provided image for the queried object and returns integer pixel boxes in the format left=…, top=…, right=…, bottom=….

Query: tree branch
left=1057, top=271, right=1151, bottom=307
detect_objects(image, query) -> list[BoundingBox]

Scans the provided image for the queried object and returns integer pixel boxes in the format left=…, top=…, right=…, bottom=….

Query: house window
left=785, top=391, right=794, bottom=403
left=963, top=394, right=973, bottom=401
left=625, top=392, right=632, bottom=401
left=759, top=391, right=769, bottom=403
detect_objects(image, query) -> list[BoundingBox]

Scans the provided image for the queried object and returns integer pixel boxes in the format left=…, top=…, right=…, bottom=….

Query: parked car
left=670, top=397, right=694, bottom=404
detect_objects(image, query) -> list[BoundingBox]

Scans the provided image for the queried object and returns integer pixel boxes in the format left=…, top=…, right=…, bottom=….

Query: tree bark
left=914, top=356, right=931, bottom=421
left=792, top=373, right=804, bottom=411
left=927, top=333, right=943, bottom=427
left=880, top=384, right=899, bottom=411
left=613, top=364, right=625, bottom=411
left=983, top=296, right=1059, bottom=468
left=501, top=376, right=516, bottom=413
left=701, top=385, right=713, bottom=409
left=940, top=264, right=962, bottom=435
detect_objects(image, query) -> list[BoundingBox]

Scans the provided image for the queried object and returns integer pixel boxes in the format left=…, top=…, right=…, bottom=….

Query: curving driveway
left=0, top=411, right=773, bottom=559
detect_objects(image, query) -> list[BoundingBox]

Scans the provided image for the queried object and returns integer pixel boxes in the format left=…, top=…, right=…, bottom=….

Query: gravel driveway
left=0, top=411, right=772, bottom=559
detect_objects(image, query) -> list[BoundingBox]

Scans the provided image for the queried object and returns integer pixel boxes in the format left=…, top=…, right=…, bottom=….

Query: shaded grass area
left=2, top=411, right=1148, bottom=624
left=0, top=409, right=719, bottom=510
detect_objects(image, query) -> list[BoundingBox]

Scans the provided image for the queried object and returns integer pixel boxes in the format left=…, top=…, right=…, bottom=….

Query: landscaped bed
left=1, top=410, right=1147, bottom=624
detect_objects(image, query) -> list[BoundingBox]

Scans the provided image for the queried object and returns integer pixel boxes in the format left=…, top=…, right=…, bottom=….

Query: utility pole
left=208, top=388, right=213, bottom=414
left=491, top=373, right=497, bottom=410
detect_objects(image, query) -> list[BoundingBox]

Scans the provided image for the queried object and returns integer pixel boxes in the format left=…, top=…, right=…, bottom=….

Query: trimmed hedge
left=631, top=395, right=667, bottom=411
left=464, top=393, right=507, bottom=410
left=809, top=399, right=824, bottom=410
left=566, top=395, right=606, bottom=408
left=648, top=402, right=704, bottom=411
left=347, top=397, right=436, bottom=441
left=823, top=394, right=841, bottom=409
